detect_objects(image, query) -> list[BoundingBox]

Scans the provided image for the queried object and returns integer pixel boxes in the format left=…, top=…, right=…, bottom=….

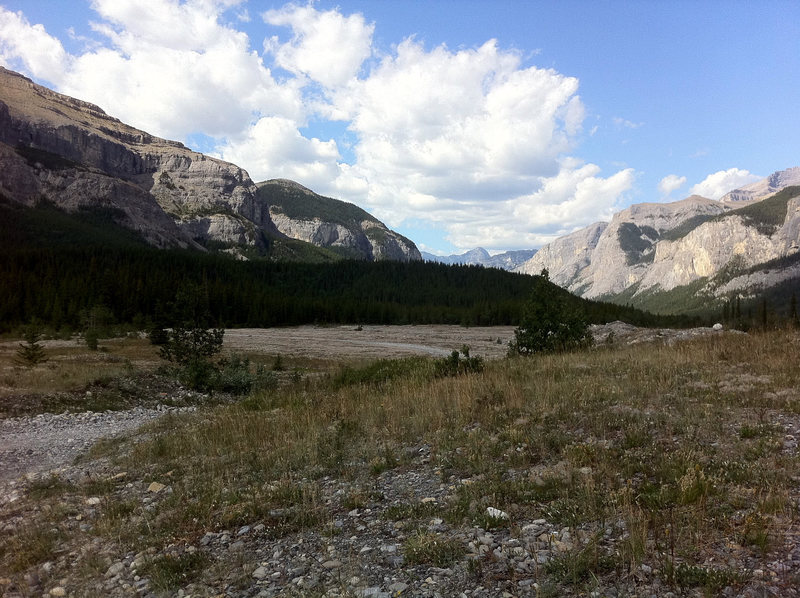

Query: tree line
left=0, top=197, right=696, bottom=334
left=0, top=244, right=693, bottom=334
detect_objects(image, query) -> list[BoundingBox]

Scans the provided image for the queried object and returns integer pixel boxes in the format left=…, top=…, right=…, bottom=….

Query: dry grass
left=107, top=331, right=800, bottom=561
left=0, top=336, right=160, bottom=398
left=3, top=328, right=800, bottom=593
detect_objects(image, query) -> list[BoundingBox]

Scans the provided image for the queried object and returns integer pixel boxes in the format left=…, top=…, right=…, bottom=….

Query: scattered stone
left=104, top=562, right=124, bottom=578
left=389, top=581, right=408, bottom=594
left=146, top=481, right=166, bottom=493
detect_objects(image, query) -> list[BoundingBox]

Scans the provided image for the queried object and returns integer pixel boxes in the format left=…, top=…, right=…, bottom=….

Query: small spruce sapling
left=159, top=286, right=224, bottom=390
left=15, top=325, right=48, bottom=368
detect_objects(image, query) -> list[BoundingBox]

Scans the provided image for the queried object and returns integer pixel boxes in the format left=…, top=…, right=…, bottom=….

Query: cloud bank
left=0, top=0, right=636, bottom=250
left=658, top=174, right=686, bottom=197
left=690, top=168, right=761, bottom=200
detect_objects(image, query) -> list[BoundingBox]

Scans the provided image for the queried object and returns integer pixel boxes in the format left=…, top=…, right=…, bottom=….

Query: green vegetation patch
left=599, top=277, right=713, bottom=316
left=139, top=552, right=210, bottom=592
left=659, top=213, right=717, bottom=242
left=332, top=356, right=433, bottom=389
left=731, top=185, right=799, bottom=235
left=617, top=222, right=659, bottom=266
left=0, top=196, right=147, bottom=249
left=403, top=531, right=464, bottom=567
left=256, top=180, right=378, bottom=227
left=661, top=185, right=799, bottom=243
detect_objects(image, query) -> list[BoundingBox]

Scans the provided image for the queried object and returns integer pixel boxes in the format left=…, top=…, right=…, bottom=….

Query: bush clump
left=214, top=354, right=277, bottom=394
left=434, top=346, right=484, bottom=377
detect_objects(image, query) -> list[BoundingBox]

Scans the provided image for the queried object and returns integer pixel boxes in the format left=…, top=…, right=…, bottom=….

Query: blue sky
left=1, top=1, right=798, bottom=254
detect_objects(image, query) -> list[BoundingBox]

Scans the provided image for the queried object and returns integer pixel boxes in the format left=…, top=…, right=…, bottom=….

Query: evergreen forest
left=0, top=198, right=688, bottom=333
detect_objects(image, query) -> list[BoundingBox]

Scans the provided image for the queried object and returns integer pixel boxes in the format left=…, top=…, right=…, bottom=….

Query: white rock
left=486, top=506, right=509, bottom=520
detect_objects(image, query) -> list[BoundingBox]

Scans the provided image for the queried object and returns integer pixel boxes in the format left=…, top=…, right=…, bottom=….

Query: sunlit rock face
left=515, top=170, right=800, bottom=302
left=258, top=179, right=422, bottom=262
left=0, top=67, right=421, bottom=262
left=0, top=67, right=280, bottom=250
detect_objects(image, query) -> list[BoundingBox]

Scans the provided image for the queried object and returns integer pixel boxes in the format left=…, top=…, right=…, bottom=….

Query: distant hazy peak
left=720, top=167, right=800, bottom=204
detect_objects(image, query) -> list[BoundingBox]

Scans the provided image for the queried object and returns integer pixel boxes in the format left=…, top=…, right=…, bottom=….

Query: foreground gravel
left=0, top=406, right=191, bottom=488
left=3, top=324, right=795, bottom=598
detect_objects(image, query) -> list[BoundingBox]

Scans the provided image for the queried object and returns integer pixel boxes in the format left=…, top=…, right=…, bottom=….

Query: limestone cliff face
left=517, top=197, right=727, bottom=296
left=639, top=194, right=800, bottom=294
left=516, top=171, right=800, bottom=304
left=0, top=68, right=420, bottom=261
left=516, top=222, right=607, bottom=290
left=578, top=197, right=729, bottom=297
left=257, top=179, right=422, bottom=262
left=0, top=67, right=278, bottom=249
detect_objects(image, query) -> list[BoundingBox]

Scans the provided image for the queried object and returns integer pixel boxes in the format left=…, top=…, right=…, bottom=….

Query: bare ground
left=223, top=324, right=517, bottom=360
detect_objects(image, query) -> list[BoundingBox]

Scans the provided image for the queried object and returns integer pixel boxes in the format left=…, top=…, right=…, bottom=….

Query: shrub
left=84, top=328, right=99, bottom=351
left=434, top=346, right=484, bottom=377
left=333, top=356, right=432, bottom=388
left=403, top=531, right=463, bottom=567
left=215, top=354, right=277, bottom=395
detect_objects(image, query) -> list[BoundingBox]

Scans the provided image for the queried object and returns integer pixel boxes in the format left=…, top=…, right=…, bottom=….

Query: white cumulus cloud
left=327, top=40, right=592, bottom=219
left=0, top=1, right=637, bottom=251
left=0, top=9, right=70, bottom=84
left=658, top=174, right=687, bottom=197
left=217, top=116, right=342, bottom=190
left=1, top=1, right=303, bottom=140
left=689, top=168, right=761, bottom=200
left=263, top=3, right=374, bottom=89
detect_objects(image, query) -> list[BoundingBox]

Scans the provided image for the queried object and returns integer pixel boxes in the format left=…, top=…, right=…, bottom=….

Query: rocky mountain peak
left=256, top=179, right=420, bottom=262
left=420, top=247, right=535, bottom=270
left=0, top=67, right=419, bottom=261
left=516, top=169, right=800, bottom=309
left=719, top=167, right=800, bottom=204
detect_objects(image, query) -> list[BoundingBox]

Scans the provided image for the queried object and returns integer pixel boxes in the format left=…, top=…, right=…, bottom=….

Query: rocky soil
left=2, top=324, right=795, bottom=598
left=4, top=432, right=798, bottom=598
left=0, top=406, right=189, bottom=490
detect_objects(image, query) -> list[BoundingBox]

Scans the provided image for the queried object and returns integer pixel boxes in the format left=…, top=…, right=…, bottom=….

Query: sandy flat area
left=223, top=325, right=516, bottom=361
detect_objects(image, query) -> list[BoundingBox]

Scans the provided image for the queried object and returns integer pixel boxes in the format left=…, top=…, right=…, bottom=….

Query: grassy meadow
left=1, top=328, right=799, bottom=595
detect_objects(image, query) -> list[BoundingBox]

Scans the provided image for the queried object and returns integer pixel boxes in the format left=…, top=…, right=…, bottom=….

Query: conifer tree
left=15, top=325, right=47, bottom=368
left=509, top=270, right=592, bottom=355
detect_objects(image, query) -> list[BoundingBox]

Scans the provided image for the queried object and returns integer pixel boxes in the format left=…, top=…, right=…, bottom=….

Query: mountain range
left=0, top=67, right=419, bottom=263
left=2, top=66, right=798, bottom=317
left=516, top=168, right=800, bottom=313
left=421, top=247, right=536, bottom=271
